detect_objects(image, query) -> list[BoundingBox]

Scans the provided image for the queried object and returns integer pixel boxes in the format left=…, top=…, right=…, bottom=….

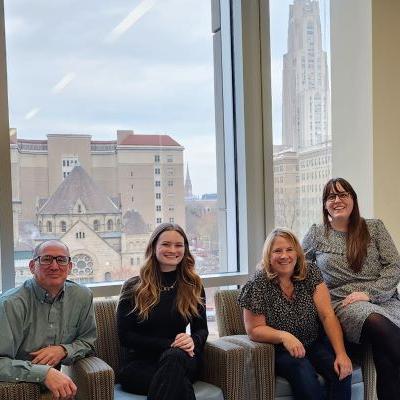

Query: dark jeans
left=275, top=336, right=352, bottom=400
left=119, top=348, right=200, bottom=400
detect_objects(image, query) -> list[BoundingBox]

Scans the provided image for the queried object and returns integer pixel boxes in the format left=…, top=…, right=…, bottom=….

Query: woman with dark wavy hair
left=303, top=177, right=400, bottom=399
left=117, top=223, right=208, bottom=400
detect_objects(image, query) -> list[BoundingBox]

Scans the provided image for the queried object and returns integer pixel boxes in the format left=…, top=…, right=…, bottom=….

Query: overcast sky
left=4, top=0, right=330, bottom=195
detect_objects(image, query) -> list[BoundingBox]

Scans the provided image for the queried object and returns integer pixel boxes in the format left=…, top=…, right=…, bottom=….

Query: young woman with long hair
left=303, top=177, right=400, bottom=399
left=117, top=223, right=208, bottom=400
left=239, top=228, right=352, bottom=400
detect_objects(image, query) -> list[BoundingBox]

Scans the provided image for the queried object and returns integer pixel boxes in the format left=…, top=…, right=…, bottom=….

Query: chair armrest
left=0, top=382, right=40, bottom=400
left=63, top=356, right=115, bottom=400
left=361, top=344, right=377, bottom=400
left=223, top=335, right=275, bottom=400
left=200, top=338, right=247, bottom=400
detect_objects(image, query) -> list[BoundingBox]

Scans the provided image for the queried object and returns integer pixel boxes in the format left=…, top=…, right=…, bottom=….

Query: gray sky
left=4, top=0, right=330, bottom=195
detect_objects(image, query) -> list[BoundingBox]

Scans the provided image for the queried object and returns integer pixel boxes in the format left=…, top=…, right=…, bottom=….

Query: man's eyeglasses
left=326, top=192, right=350, bottom=203
left=34, top=255, right=71, bottom=266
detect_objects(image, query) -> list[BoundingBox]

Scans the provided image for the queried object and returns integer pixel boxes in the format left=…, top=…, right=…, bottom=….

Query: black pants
left=119, top=348, right=200, bottom=400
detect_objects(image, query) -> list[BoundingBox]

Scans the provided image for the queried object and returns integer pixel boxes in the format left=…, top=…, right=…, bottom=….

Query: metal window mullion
left=0, top=0, right=15, bottom=291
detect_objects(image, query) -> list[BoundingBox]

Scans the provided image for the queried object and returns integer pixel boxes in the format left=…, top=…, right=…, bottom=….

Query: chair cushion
left=114, top=381, right=224, bottom=400
left=275, top=365, right=363, bottom=397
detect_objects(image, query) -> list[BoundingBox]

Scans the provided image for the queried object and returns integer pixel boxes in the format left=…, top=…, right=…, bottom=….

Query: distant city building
left=282, top=0, right=331, bottom=150
left=274, top=0, right=332, bottom=237
left=10, top=129, right=185, bottom=282
left=184, top=164, right=193, bottom=199
left=185, top=193, right=219, bottom=274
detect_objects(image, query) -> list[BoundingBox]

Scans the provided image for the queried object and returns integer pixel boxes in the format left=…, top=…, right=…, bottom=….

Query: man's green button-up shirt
left=0, top=278, right=96, bottom=383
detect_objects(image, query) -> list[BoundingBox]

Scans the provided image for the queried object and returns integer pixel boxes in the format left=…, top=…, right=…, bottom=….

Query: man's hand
left=44, top=368, right=77, bottom=400
left=30, top=345, right=66, bottom=366
left=171, top=333, right=195, bottom=357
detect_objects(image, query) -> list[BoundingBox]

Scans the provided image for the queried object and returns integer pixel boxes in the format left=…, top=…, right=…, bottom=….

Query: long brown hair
left=121, top=223, right=203, bottom=321
left=260, top=227, right=307, bottom=281
left=322, top=178, right=370, bottom=272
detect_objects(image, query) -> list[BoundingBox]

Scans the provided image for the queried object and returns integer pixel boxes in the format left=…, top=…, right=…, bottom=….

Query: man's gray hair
left=33, top=240, right=70, bottom=258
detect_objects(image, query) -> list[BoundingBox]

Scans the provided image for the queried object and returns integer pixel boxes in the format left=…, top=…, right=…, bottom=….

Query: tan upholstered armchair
left=215, top=289, right=378, bottom=400
left=0, top=350, right=112, bottom=400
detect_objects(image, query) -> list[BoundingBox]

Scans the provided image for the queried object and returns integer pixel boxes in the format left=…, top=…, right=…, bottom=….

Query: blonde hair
left=260, top=227, right=307, bottom=281
left=120, top=223, right=203, bottom=321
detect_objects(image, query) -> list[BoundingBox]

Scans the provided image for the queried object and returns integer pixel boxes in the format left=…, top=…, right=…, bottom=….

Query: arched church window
left=60, top=221, right=67, bottom=232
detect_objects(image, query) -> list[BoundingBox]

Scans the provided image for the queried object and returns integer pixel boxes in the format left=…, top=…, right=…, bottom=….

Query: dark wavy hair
left=120, top=223, right=203, bottom=321
left=322, top=178, right=370, bottom=272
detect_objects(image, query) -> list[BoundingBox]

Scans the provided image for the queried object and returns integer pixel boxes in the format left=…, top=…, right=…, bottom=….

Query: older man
left=0, top=240, right=97, bottom=399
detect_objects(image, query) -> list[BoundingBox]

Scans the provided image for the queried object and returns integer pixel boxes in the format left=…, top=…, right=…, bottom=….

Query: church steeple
left=184, top=164, right=193, bottom=199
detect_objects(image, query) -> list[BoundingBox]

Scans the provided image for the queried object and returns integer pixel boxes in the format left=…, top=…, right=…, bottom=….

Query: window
left=270, top=0, right=331, bottom=238
left=60, top=221, right=67, bottom=233
left=107, top=219, right=113, bottom=231
left=169, top=217, right=174, bottom=223
left=62, top=156, right=79, bottom=178
left=156, top=205, right=161, bottom=212
left=1, top=0, right=245, bottom=292
left=71, top=254, right=94, bottom=284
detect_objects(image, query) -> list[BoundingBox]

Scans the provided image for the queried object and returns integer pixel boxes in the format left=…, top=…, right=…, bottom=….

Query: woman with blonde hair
left=117, top=223, right=208, bottom=400
left=238, top=228, right=352, bottom=400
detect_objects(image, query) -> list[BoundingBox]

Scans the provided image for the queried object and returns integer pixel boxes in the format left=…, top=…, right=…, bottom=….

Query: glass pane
left=5, top=0, right=233, bottom=286
left=270, top=0, right=331, bottom=238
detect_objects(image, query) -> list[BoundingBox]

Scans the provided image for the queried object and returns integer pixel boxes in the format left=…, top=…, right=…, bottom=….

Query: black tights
left=361, top=313, right=400, bottom=400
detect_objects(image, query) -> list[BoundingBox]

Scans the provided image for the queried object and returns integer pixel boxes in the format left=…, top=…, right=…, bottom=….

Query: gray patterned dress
left=303, top=219, right=400, bottom=343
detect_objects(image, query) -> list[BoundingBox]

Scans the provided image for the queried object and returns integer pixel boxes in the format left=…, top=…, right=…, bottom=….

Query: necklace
left=160, top=281, right=176, bottom=292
